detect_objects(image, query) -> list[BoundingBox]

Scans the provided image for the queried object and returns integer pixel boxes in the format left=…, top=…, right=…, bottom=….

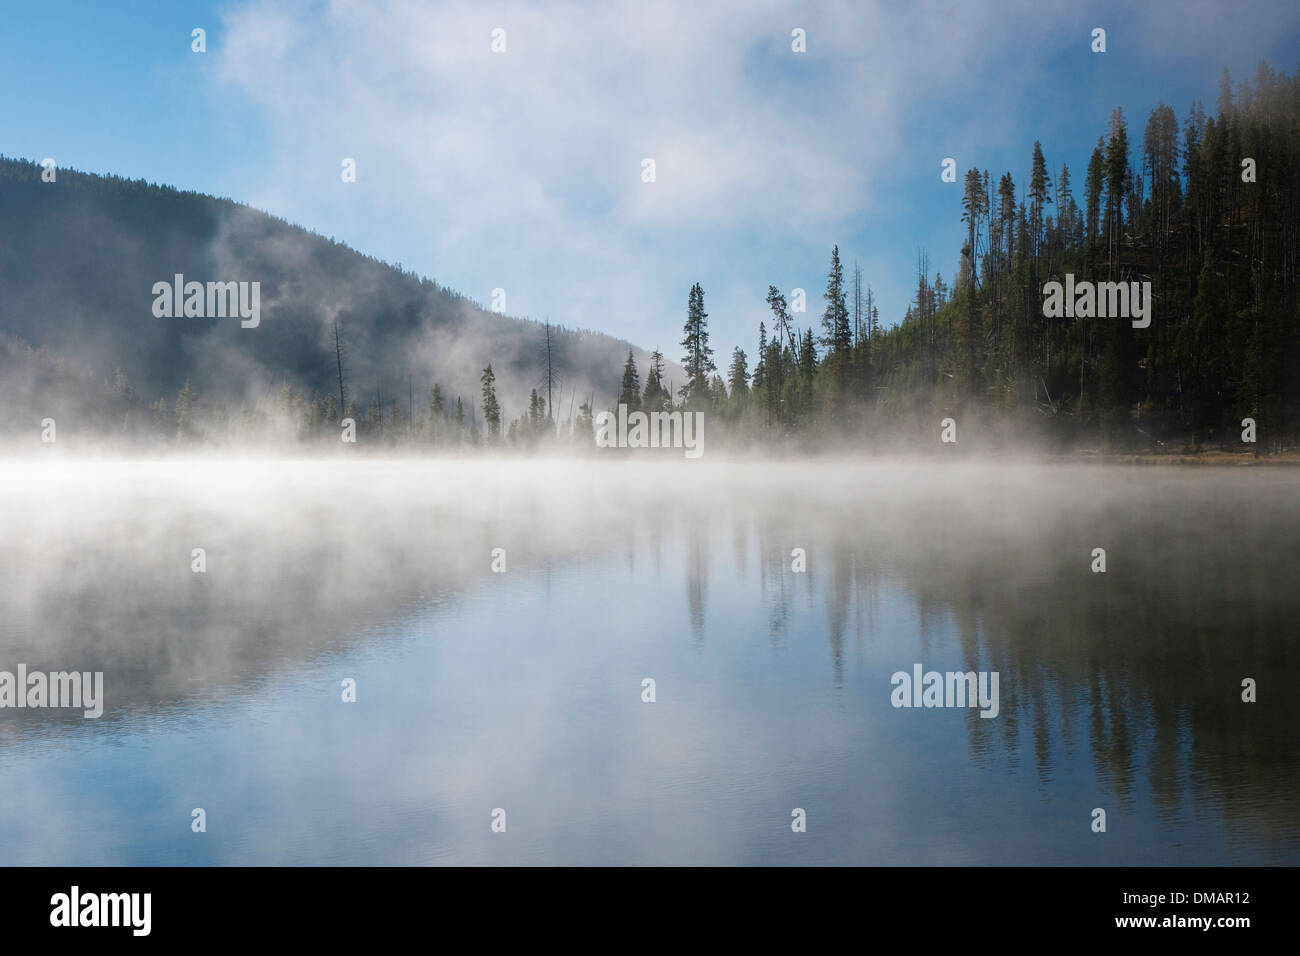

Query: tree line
left=612, top=63, right=1300, bottom=454
left=10, top=63, right=1293, bottom=455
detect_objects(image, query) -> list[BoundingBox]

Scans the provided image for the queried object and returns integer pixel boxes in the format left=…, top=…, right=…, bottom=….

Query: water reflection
left=0, top=459, right=1295, bottom=864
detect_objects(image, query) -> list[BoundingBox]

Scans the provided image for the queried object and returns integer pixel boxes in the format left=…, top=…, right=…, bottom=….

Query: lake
left=0, top=458, right=1296, bottom=865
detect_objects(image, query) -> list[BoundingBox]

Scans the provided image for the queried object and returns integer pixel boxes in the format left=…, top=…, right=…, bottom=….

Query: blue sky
left=3, top=0, right=1298, bottom=362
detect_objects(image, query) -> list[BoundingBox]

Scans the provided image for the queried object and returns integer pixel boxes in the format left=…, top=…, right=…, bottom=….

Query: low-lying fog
left=0, top=457, right=1296, bottom=864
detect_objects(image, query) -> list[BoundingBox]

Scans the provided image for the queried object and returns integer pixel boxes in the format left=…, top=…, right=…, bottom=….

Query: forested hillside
left=647, top=63, right=1299, bottom=455
left=3, top=64, right=1295, bottom=455
left=0, top=156, right=667, bottom=444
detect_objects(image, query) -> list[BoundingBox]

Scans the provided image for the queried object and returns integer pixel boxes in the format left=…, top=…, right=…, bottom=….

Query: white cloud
left=208, top=0, right=1274, bottom=351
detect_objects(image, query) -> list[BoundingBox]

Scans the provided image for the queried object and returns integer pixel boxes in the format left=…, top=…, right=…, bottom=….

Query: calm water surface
left=0, top=458, right=1296, bottom=865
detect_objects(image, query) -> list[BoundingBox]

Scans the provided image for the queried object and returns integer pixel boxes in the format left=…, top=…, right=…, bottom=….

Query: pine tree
left=679, top=283, right=716, bottom=406
left=428, top=384, right=443, bottom=442
left=753, top=322, right=768, bottom=393
left=1085, top=139, right=1105, bottom=255
left=961, top=168, right=988, bottom=289
left=1055, top=163, right=1079, bottom=250
left=480, top=364, right=501, bottom=440
left=528, top=388, right=548, bottom=439
left=1029, top=141, right=1052, bottom=261
left=764, top=285, right=796, bottom=425
left=1142, top=103, right=1181, bottom=282
left=1104, top=108, right=1130, bottom=274
left=821, top=245, right=852, bottom=357
left=797, top=328, right=817, bottom=415
left=618, top=349, right=641, bottom=411
left=642, top=348, right=669, bottom=412
left=727, top=347, right=750, bottom=401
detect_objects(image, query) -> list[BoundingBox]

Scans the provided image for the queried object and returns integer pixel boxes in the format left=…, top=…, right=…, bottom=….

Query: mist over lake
left=1, top=458, right=1295, bottom=865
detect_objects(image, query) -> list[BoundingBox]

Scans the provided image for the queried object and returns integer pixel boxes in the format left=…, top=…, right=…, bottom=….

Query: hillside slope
left=0, top=157, right=671, bottom=436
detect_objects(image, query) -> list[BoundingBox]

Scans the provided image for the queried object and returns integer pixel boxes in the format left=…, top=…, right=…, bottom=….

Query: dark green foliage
left=480, top=364, right=501, bottom=440
left=618, top=350, right=641, bottom=412
left=698, top=63, right=1300, bottom=454
left=679, top=283, right=716, bottom=407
